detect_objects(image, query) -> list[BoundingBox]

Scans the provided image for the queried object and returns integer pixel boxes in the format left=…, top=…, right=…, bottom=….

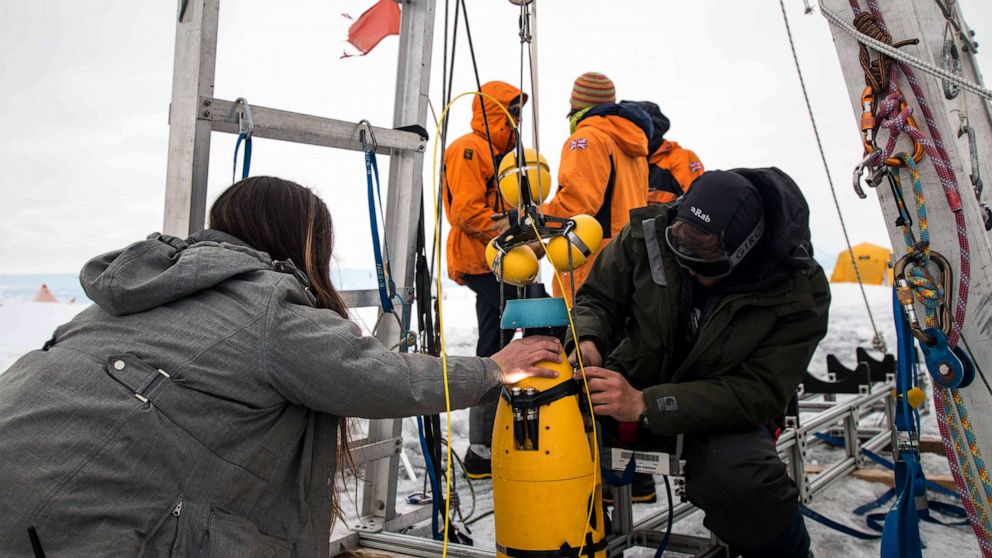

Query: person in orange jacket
left=443, top=80, right=527, bottom=478
left=624, top=101, right=705, bottom=204
left=541, top=72, right=652, bottom=303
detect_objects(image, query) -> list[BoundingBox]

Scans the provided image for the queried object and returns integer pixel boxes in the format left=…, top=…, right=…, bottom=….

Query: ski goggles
left=664, top=217, right=765, bottom=280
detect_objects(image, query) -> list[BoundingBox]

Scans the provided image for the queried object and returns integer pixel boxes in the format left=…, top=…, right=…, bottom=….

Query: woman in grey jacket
left=0, top=177, right=561, bottom=558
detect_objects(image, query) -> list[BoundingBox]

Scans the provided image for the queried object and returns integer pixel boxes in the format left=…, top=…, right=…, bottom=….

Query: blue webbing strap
left=232, top=132, right=252, bottom=183
left=799, top=504, right=881, bottom=539
left=814, top=433, right=960, bottom=500
left=855, top=488, right=898, bottom=515
left=652, top=476, right=673, bottom=558
left=815, top=433, right=968, bottom=525
left=806, top=293, right=968, bottom=552
left=867, top=504, right=970, bottom=531
left=881, top=449, right=923, bottom=557
left=882, top=286, right=923, bottom=555
left=416, top=416, right=443, bottom=540
left=921, top=501, right=971, bottom=526
left=365, top=149, right=397, bottom=313
left=601, top=455, right=637, bottom=487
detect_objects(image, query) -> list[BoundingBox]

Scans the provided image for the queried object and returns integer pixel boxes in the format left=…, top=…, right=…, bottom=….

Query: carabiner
left=234, top=97, right=254, bottom=138
left=358, top=119, right=378, bottom=154
left=942, top=25, right=962, bottom=100
left=852, top=151, right=883, bottom=199
left=958, top=123, right=984, bottom=198
left=893, top=251, right=954, bottom=346
left=860, top=86, right=925, bottom=168
left=860, top=87, right=876, bottom=147
left=898, top=248, right=976, bottom=389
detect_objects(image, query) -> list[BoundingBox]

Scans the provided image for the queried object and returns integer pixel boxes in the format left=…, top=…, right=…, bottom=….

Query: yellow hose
left=430, top=91, right=516, bottom=556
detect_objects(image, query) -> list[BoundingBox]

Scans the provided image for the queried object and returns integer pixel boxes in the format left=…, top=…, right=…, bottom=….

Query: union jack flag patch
left=689, top=161, right=703, bottom=173
left=569, top=138, right=588, bottom=151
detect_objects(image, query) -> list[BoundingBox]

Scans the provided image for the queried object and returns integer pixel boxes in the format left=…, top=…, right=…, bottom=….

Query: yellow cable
left=529, top=222, right=600, bottom=556
left=429, top=91, right=516, bottom=557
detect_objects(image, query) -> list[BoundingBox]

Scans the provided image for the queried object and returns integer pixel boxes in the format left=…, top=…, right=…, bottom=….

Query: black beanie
left=676, top=170, right=764, bottom=252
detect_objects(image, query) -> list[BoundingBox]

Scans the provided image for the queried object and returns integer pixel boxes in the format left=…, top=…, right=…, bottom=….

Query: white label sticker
left=609, top=448, right=683, bottom=476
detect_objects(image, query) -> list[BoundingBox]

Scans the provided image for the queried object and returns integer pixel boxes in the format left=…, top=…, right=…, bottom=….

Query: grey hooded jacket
left=0, top=230, right=501, bottom=557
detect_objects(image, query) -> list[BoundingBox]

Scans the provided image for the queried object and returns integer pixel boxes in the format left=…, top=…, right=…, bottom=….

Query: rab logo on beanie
left=677, top=171, right=765, bottom=262
left=690, top=206, right=711, bottom=223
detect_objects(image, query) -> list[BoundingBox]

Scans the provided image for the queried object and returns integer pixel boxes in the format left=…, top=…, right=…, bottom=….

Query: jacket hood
left=80, top=230, right=275, bottom=316
left=731, top=167, right=813, bottom=270
left=577, top=102, right=652, bottom=158
left=472, top=81, right=527, bottom=155
left=726, top=167, right=814, bottom=291
left=621, top=100, right=670, bottom=154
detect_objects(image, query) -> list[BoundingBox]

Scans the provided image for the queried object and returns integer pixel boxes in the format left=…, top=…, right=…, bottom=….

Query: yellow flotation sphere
left=498, top=148, right=552, bottom=207
left=486, top=240, right=540, bottom=286
left=546, top=214, right=604, bottom=272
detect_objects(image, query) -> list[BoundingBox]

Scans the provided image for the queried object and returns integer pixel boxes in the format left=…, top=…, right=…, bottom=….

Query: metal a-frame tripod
left=162, top=0, right=437, bottom=549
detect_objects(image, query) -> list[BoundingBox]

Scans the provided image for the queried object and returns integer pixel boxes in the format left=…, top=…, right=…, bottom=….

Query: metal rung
left=199, top=97, right=426, bottom=154
left=358, top=531, right=491, bottom=558
left=384, top=506, right=433, bottom=532
left=349, top=437, right=401, bottom=467
left=340, top=287, right=414, bottom=309
left=629, top=500, right=700, bottom=535
left=631, top=531, right=726, bottom=556
left=336, top=507, right=436, bottom=553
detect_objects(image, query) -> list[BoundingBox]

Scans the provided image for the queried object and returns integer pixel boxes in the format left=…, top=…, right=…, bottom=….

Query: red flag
left=342, top=0, right=401, bottom=58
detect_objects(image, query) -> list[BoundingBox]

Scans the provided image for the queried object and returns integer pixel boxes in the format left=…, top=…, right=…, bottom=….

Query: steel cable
left=819, top=0, right=992, bottom=100
left=778, top=0, right=887, bottom=353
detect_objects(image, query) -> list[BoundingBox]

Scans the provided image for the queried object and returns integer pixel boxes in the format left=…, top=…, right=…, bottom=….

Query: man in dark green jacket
left=570, top=169, right=830, bottom=558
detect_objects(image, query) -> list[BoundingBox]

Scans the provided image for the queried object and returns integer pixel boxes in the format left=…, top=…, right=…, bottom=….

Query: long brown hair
left=209, top=176, right=349, bottom=317
left=209, top=176, right=354, bottom=519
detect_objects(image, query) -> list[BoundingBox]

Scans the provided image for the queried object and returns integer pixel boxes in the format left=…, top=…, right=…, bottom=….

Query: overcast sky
left=1, top=0, right=989, bottom=274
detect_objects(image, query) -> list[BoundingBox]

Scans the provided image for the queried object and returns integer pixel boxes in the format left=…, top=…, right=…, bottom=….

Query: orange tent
left=32, top=284, right=59, bottom=303
left=830, top=243, right=893, bottom=285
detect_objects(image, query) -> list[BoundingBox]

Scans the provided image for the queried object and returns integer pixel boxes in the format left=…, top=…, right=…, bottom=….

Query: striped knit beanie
left=569, top=72, right=616, bottom=111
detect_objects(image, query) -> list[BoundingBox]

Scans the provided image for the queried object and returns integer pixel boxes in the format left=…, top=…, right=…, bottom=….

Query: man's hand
left=568, top=339, right=603, bottom=367
left=492, top=336, right=562, bottom=384
left=526, top=240, right=546, bottom=260
left=575, top=366, right=645, bottom=422
left=491, top=214, right=510, bottom=235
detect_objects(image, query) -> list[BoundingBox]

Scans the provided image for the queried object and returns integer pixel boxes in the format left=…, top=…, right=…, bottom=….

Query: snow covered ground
left=0, top=282, right=980, bottom=556
left=0, top=300, right=89, bottom=370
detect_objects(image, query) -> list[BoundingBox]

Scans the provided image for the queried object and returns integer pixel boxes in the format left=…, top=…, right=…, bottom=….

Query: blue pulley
left=919, top=327, right=975, bottom=388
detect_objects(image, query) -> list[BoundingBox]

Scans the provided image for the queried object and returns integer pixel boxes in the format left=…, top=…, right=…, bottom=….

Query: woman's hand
left=568, top=339, right=603, bottom=368
left=492, top=336, right=562, bottom=384
left=574, top=366, right=645, bottom=422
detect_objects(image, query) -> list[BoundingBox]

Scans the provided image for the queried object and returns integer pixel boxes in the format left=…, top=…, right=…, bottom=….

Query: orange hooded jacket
left=443, top=82, right=525, bottom=284
left=647, top=140, right=704, bottom=204
left=542, top=103, right=651, bottom=301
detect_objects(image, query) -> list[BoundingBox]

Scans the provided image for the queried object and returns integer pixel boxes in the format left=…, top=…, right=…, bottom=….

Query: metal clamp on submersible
left=504, top=368, right=583, bottom=453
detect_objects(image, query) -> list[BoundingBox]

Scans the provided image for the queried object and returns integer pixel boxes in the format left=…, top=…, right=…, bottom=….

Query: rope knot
left=909, top=240, right=930, bottom=256
left=906, top=264, right=944, bottom=312
left=853, top=11, right=919, bottom=97
left=880, top=104, right=914, bottom=133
